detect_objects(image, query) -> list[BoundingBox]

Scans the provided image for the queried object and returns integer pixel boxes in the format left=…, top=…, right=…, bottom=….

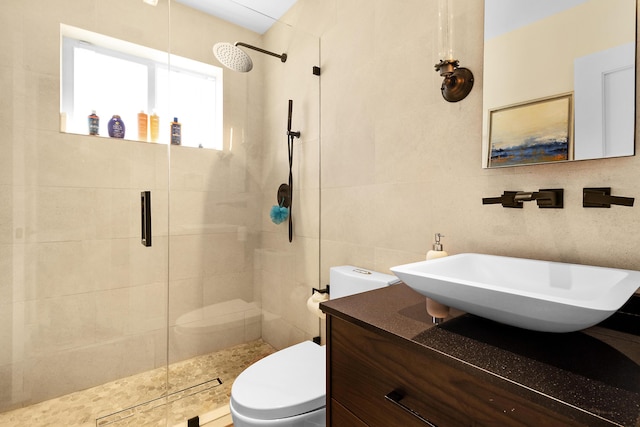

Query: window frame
left=60, top=24, right=223, bottom=150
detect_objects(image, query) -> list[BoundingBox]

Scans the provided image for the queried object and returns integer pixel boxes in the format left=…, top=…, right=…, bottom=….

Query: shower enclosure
left=0, top=0, right=320, bottom=425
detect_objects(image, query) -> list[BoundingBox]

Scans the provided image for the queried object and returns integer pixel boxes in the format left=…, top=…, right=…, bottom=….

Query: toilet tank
left=329, top=266, right=400, bottom=299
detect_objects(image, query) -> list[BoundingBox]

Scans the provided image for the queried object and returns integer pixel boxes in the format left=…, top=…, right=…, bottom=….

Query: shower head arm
left=235, top=42, right=287, bottom=63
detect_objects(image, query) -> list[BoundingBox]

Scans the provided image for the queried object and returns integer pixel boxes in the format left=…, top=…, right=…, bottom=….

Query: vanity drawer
left=330, top=399, right=368, bottom=427
left=328, top=316, right=586, bottom=427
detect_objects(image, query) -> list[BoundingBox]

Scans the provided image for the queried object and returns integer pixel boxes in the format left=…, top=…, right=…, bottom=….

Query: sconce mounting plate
left=441, top=67, right=474, bottom=102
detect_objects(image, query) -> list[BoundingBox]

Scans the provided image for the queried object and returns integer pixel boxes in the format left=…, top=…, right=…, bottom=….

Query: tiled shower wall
left=0, top=0, right=266, bottom=412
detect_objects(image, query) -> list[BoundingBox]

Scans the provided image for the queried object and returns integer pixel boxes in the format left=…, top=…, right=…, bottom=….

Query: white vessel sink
left=391, top=253, right=640, bottom=333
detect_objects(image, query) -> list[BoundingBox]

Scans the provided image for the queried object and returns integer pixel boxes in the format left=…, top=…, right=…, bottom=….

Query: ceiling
left=485, top=0, right=587, bottom=40
left=175, top=0, right=298, bottom=34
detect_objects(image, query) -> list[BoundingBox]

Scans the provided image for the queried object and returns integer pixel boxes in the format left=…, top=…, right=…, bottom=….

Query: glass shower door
left=0, top=0, right=321, bottom=425
left=163, top=2, right=269, bottom=421
left=164, top=1, right=321, bottom=424
left=0, top=0, right=172, bottom=425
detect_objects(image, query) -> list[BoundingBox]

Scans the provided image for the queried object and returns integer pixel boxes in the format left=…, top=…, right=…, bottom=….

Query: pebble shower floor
left=0, top=340, right=274, bottom=427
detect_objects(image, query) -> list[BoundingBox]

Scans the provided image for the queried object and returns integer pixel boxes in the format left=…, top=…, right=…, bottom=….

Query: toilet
left=229, top=266, right=399, bottom=426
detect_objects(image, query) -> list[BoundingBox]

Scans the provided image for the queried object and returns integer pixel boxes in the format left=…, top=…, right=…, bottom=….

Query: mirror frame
left=482, top=0, right=637, bottom=169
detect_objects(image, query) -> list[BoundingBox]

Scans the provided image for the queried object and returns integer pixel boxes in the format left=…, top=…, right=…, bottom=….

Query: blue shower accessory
left=271, top=183, right=291, bottom=225
left=270, top=204, right=289, bottom=224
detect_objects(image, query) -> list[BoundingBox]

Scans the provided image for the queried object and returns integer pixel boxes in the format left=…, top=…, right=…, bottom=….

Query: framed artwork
left=488, top=94, right=572, bottom=167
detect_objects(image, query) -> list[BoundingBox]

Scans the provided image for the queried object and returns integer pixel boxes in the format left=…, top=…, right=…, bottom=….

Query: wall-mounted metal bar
left=312, top=286, right=330, bottom=295
left=141, top=191, right=152, bottom=247
left=286, top=100, right=300, bottom=243
left=235, top=42, right=287, bottom=62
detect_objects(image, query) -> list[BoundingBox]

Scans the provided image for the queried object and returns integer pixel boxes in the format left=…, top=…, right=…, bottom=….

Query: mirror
left=482, top=0, right=636, bottom=168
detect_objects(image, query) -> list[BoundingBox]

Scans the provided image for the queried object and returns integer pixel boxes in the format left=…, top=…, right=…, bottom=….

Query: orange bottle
left=138, top=111, right=148, bottom=141
left=149, top=111, right=159, bottom=142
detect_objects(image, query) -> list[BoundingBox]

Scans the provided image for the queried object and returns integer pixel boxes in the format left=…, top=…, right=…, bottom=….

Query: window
left=61, top=25, right=223, bottom=149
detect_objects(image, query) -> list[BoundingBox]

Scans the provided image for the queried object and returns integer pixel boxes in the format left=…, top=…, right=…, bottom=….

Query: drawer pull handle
left=385, top=390, right=438, bottom=427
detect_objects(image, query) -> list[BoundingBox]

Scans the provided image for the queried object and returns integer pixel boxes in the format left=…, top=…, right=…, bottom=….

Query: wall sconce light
left=434, top=0, right=474, bottom=102
left=143, top=0, right=158, bottom=6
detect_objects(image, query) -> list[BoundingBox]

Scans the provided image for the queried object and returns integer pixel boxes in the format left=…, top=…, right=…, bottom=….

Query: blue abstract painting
left=489, top=94, right=572, bottom=167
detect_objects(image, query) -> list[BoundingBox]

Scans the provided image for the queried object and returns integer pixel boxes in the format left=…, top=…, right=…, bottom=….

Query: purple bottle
left=108, top=115, right=125, bottom=138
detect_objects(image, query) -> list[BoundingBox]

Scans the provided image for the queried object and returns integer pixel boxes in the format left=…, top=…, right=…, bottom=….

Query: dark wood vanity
left=321, top=284, right=640, bottom=427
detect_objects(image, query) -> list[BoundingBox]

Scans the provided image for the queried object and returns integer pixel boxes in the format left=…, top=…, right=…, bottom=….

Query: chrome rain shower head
left=213, top=42, right=287, bottom=73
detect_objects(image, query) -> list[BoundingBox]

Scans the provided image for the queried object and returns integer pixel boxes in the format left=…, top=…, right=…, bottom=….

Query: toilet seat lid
left=230, top=341, right=326, bottom=420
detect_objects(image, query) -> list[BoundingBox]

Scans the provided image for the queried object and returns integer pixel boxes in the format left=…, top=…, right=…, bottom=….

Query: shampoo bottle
left=170, top=117, right=181, bottom=145
left=88, top=111, right=99, bottom=135
left=150, top=111, right=159, bottom=142
left=108, top=115, right=125, bottom=138
left=138, top=111, right=148, bottom=141
left=426, top=233, right=450, bottom=321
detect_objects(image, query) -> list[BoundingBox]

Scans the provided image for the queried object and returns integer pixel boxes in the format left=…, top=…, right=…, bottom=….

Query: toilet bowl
left=230, top=266, right=399, bottom=426
left=230, top=341, right=326, bottom=426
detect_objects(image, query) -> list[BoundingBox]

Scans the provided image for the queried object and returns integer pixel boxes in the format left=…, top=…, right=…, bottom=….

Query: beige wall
left=311, top=0, right=640, bottom=287
left=484, top=0, right=635, bottom=110
left=2, top=0, right=639, bottom=415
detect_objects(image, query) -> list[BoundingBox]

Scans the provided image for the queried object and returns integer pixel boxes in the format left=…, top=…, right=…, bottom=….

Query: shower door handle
left=141, top=191, right=152, bottom=247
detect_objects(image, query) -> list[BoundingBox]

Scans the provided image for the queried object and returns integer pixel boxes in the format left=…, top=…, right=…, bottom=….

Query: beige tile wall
left=6, top=0, right=636, bottom=416
left=309, top=0, right=640, bottom=286
left=0, top=0, right=269, bottom=412
left=257, top=16, right=322, bottom=349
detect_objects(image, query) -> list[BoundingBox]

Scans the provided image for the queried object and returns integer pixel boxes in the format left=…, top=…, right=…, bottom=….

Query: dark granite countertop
left=321, top=283, right=640, bottom=427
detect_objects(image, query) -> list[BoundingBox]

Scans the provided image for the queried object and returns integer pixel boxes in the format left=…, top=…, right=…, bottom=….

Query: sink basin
left=390, top=253, right=640, bottom=333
